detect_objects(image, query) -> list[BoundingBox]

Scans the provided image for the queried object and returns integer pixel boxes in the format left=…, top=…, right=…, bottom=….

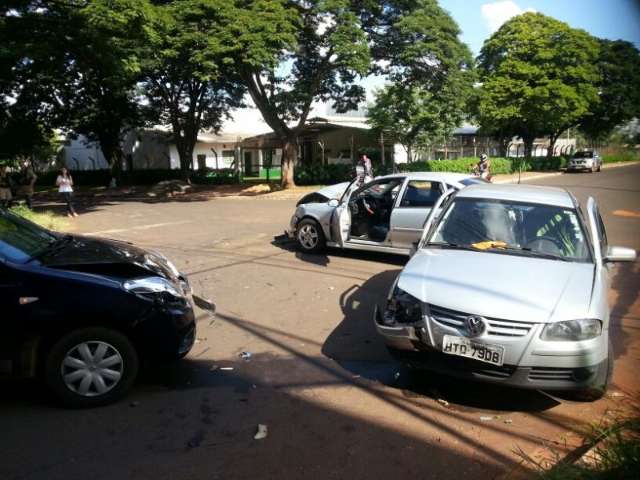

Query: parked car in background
left=287, top=173, right=487, bottom=255
left=375, top=184, right=636, bottom=399
left=0, top=208, right=206, bottom=407
left=567, top=150, right=602, bottom=173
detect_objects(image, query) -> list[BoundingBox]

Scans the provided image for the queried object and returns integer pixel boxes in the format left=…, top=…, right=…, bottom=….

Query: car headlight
left=541, top=319, right=602, bottom=341
left=384, top=287, right=422, bottom=325
left=123, top=276, right=185, bottom=302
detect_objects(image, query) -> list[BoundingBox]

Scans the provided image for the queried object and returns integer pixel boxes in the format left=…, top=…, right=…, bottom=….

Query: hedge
left=34, top=167, right=239, bottom=187
left=602, top=150, right=640, bottom=164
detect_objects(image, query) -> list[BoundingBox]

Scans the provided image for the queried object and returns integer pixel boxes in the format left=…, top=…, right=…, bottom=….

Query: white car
left=374, top=184, right=636, bottom=398
left=567, top=150, right=602, bottom=173
left=287, top=173, right=487, bottom=256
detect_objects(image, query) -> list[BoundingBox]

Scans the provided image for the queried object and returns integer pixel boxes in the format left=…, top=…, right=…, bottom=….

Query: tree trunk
left=523, top=135, right=535, bottom=160
left=98, top=135, right=122, bottom=186
left=281, top=138, right=297, bottom=189
left=178, top=144, right=195, bottom=183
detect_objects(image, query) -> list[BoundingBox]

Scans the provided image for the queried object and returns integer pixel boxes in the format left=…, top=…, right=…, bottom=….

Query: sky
left=442, top=0, right=640, bottom=56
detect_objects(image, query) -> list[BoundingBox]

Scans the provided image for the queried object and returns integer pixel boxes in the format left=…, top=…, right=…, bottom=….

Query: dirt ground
left=1, top=164, right=639, bottom=480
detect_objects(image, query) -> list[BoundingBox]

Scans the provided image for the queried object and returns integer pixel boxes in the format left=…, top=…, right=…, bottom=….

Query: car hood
left=314, top=182, right=350, bottom=200
left=397, top=249, right=595, bottom=323
left=38, top=235, right=179, bottom=282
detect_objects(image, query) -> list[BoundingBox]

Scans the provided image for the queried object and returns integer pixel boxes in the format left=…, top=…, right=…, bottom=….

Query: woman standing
left=56, top=167, right=78, bottom=217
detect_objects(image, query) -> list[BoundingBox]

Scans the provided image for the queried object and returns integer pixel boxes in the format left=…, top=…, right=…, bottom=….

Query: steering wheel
left=526, top=236, right=564, bottom=255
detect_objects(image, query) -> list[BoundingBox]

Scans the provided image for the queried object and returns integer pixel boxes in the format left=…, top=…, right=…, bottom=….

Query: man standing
left=356, top=153, right=373, bottom=186
left=17, top=161, right=37, bottom=209
left=0, top=165, right=13, bottom=208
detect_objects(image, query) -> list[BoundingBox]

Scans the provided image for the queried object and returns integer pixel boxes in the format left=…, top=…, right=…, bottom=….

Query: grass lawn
left=10, top=205, right=68, bottom=231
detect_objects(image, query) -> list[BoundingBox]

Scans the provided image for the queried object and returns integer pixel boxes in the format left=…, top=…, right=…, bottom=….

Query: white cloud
left=481, top=1, right=536, bottom=33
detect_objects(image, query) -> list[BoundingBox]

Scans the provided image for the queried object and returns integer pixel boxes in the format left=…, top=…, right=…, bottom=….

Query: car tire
left=597, top=163, right=602, bottom=172
left=44, top=327, right=139, bottom=408
left=296, top=218, right=326, bottom=253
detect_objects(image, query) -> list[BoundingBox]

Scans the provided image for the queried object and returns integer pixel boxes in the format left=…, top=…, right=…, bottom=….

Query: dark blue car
left=0, top=208, right=203, bottom=407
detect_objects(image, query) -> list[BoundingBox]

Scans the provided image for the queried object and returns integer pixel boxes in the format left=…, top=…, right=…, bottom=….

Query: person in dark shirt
left=0, top=165, right=14, bottom=208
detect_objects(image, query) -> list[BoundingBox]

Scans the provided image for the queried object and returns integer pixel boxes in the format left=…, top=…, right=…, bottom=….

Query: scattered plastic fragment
left=239, top=351, right=252, bottom=361
left=210, top=365, right=219, bottom=371
left=504, top=419, right=513, bottom=424
left=480, top=416, right=493, bottom=422
left=609, top=391, right=625, bottom=398
left=437, top=398, right=449, bottom=407
left=328, top=286, right=335, bottom=291
left=220, top=367, right=234, bottom=371
left=254, top=424, right=268, bottom=440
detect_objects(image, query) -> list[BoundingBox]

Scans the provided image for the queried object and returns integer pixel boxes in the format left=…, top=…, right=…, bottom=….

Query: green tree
left=368, top=75, right=471, bottom=162
left=579, top=40, right=640, bottom=141
left=3, top=1, right=148, bottom=177
left=232, top=0, right=475, bottom=188
left=141, top=0, right=246, bottom=178
left=477, top=12, right=600, bottom=159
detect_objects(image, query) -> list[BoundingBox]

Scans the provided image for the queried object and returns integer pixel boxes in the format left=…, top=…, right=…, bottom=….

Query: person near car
left=355, top=154, right=374, bottom=186
left=56, top=167, right=78, bottom=217
left=0, top=165, right=14, bottom=208
left=16, top=161, right=37, bottom=209
left=474, top=153, right=491, bottom=181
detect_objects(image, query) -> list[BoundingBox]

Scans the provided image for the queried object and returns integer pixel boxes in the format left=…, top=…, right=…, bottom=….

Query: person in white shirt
left=56, top=167, right=78, bottom=217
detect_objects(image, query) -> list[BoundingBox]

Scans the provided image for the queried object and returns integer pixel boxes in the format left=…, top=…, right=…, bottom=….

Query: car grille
left=528, top=367, right=574, bottom=381
left=428, top=304, right=536, bottom=338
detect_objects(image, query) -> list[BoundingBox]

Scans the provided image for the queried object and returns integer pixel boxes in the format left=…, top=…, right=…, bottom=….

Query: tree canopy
left=477, top=12, right=600, bottom=158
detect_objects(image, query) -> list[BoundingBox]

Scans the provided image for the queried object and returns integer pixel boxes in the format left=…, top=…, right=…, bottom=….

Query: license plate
left=442, top=335, right=505, bottom=366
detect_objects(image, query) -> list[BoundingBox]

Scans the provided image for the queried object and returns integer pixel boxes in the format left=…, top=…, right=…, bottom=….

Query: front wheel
left=295, top=218, right=326, bottom=253
left=44, top=327, right=139, bottom=408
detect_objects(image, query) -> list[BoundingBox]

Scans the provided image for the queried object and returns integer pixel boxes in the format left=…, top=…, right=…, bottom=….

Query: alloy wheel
left=298, top=224, right=319, bottom=250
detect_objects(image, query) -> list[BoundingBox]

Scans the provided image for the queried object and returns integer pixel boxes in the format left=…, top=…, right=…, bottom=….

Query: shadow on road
left=322, top=270, right=560, bottom=414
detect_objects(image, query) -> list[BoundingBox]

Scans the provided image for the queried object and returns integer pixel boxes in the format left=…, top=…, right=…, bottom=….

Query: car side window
left=400, top=181, right=443, bottom=208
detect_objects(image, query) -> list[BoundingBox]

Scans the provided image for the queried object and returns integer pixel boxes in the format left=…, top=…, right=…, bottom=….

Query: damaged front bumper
left=373, top=305, right=609, bottom=391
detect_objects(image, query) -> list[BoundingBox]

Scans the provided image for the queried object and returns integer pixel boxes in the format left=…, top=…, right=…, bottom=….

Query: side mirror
left=604, top=246, right=637, bottom=263
left=409, top=242, right=419, bottom=257
left=328, top=198, right=339, bottom=207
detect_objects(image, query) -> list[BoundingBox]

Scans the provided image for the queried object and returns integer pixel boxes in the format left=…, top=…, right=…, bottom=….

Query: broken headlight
left=384, top=287, right=422, bottom=325
left=123, top=276, right=186, bottom=305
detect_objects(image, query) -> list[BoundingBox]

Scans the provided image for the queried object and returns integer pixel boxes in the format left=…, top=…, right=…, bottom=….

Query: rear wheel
left=44, top=327, right=139, bottom=408
left=296, top=218, right=326, bottom=253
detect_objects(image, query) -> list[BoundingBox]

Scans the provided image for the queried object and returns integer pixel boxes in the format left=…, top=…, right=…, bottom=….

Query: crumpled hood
left=39, top=235, right=178, bottom=282
left=397, top=249, right=595, bottom=323
left=315, top=182, right=350, bottom=200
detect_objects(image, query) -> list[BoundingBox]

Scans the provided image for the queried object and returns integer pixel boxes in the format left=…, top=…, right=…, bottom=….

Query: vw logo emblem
left=465, top=315, right=486, bottom=337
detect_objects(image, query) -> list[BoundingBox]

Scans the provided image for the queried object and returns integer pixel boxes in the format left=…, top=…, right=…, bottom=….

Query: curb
left=494, top=160, right=639, bottom=185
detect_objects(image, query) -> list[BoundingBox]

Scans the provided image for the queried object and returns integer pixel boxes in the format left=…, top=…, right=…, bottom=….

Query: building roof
left=457, top=184, right=575, bottom=208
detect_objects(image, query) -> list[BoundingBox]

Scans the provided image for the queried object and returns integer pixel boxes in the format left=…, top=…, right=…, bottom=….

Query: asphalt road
left=1, top=164, right=639, bottom=480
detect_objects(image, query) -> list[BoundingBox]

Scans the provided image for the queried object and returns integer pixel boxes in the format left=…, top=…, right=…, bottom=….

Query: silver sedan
left=287, top=173, right=486, bottom=255
left=374, top=183, right=636, bottom=399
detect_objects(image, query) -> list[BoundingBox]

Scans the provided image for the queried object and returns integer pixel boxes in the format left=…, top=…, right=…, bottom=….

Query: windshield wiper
left=427, top=242, right=477, bottom=251
left=32, top=234, right=74, bottom=260
left=482, top=243, right=571, bottom=262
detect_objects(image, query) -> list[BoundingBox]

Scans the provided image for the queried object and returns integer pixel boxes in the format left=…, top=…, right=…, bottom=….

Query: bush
left=294, top=164, right=354, bottom=185
left=35, top=168, right=239, bottom=187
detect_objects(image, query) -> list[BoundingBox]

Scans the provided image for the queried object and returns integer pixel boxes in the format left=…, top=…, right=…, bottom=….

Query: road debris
left=239, top=351, right=252, bottom=361
left=195, top=337, right=207, bottom=344
left=608, top=391, right=625, bottom=398
left=437, top=398, right=450, bottom=408
left=480, top=416, right=494, bottom=422
left=220, top=367, right=234, bottom=371
left=254, top=424, right=268, bottom=440
left=210, top=365, right=219, bottom=371
left=504, top=419, right=513, bottom=424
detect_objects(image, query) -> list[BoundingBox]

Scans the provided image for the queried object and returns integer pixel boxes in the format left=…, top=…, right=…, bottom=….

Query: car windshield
left=0, top=210, right=58, bottom=263
left=574, top=151, right=593, bottom=158
left=427, top=198, right=592, bottom=262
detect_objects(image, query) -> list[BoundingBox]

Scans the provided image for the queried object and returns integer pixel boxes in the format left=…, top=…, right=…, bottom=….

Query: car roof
left=456, top=184, right=576, bottom=208
left=376, top=172, right=474, bottom=183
